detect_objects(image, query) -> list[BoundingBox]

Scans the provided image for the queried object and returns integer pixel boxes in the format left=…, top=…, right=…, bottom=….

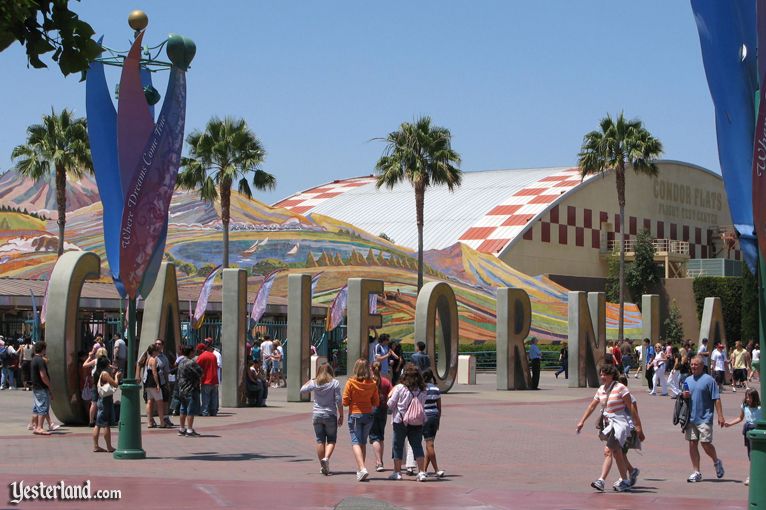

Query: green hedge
left=692, top=276, right=741, bottom=345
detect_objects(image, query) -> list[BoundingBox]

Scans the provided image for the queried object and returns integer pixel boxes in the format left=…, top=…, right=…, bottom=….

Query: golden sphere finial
left=128, top=10, right=148, bottom=31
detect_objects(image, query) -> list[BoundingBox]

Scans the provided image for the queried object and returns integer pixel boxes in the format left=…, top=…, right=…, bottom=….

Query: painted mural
left=0, top=169, right=642, bottom=343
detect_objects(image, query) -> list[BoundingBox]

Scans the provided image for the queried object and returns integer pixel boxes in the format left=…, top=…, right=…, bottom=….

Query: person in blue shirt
left=682, top=355, right=726, bottom=483
left=528, top=337, right=542, bottom=390
left=410, top=342, right=431, bottom=373
left=643, top=338, right=655, bottom=392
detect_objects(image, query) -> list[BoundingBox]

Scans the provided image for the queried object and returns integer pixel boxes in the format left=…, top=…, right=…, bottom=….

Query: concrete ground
left=0, top=372, right=752, bottom=509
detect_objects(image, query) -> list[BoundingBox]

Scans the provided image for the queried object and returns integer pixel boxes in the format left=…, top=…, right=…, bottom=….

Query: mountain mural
left=0, top=172, right=642, bottom=342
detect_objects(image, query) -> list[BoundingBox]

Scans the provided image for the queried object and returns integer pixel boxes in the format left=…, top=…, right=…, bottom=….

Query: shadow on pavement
left=163, top=452, right=296, bottom=461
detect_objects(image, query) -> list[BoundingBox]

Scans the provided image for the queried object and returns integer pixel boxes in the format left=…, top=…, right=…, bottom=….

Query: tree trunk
left=55, top=164, right=67, bottom=257
left=221, top=180, right=231, bottom=268
left=616, top=166, right=626, bottom=342
left=415, top=184, right=425, bottom=292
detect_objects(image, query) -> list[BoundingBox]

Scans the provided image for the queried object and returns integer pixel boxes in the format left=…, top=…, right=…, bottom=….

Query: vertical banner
left=754, top=0, right=766, bottom=256
left=326, top=285, right=348, bottom=331
left=119, top=62, right=187, bottom=299
left=691, top=0, right=758, bottom=271
left=192, top=265, right=221, bottom=329
left=250, top=270, right=281, bottom=323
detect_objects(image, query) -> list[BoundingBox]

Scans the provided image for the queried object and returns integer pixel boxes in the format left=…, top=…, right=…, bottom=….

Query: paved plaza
left=0, top=372, right=751, bottom=509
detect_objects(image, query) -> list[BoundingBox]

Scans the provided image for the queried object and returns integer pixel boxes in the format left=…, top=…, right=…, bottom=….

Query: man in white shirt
left=709, top=343, right=728, bottom=391
left=260, top=335, right=274, bottom=377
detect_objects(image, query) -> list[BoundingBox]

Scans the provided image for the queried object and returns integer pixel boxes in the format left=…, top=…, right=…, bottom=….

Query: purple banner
left=755, top=0, right=766, bottom=256
left=119, top=66, right=187, bottom=299
left=192, top=265, right=221, bottom=329
left=326, top=285, right=348, bottom=331
left=39, top=282, right=49, bottom=326
left=251, top=271, right=281, bottom=323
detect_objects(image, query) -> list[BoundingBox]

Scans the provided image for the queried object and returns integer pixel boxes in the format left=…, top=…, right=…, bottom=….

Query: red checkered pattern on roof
left=274, top=177, right=377, bottom=212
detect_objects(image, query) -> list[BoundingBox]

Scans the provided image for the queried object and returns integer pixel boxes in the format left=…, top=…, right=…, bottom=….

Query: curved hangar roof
left=274, top=167, right=598, bottom=256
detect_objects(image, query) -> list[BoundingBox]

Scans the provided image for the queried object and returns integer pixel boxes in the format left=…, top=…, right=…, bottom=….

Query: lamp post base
left=113, top=379, right=145, bottom=460
left=748, top=421, right=766, bottom=508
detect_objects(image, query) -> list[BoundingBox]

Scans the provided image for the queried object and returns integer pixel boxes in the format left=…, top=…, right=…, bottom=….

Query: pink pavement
left=0, top=372, right=751, bottom=509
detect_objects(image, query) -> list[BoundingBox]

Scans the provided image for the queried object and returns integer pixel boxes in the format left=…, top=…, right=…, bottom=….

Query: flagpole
left=749, top=257, right=766, bottom=507
left=114, top=297, right=146, bottom=459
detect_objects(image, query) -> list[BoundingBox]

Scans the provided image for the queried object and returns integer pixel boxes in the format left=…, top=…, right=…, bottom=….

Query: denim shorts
left=369, top=407, right=387, bottom=443
left=313, top=415, right=338, bottom=444
left=179, top=390, right=200, bottom=416
left=32, top=388, right=50, bottom=416
left=423, top=415, right=440, bottom=440
left=348, top=413, right=373, bottom=446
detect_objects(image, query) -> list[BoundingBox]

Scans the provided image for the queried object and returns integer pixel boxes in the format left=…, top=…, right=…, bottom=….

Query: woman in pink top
left=576, top=363, right=639, bottom=493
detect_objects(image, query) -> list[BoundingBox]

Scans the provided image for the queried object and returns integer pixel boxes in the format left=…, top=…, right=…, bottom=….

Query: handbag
left=97, top=375, right=115, bottom=398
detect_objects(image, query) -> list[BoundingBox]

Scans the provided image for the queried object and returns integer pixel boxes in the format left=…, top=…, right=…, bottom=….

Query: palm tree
left=374, top=116, right=462, bottom=291
left=11, top=109, right=92, bottom=256
left=177, top=117, right=275, bottom=268
left=578, top=113, right=663, bottom=341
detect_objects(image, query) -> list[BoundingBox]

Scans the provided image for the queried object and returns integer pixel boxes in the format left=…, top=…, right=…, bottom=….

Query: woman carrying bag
left=93, top=356, right=120, bottom=453
left=576, top=363, right=639, bottom=492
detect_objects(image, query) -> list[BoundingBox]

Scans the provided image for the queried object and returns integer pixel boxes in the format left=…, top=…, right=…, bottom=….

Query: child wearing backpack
left=386, top=362, right=429, bottom=482
left=723, top=388, right=762, bottom=486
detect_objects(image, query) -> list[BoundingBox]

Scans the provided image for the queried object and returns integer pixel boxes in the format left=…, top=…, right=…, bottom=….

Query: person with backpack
left=300, top=363, right=343, bottom=476
left=386, top=362, right=429, bottom=482
left=342, top=358, right=379, bottom=482
left=0, top=338, right=17, bottom=390
left=176, top=345, right=203, bottom=437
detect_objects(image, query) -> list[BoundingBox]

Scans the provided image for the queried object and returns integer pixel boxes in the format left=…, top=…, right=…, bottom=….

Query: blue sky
left=0, top=1, right=718, bottom=205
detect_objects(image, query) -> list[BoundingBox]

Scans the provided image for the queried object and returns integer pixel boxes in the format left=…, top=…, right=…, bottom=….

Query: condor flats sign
left=653, top=177, right=723, bottom=225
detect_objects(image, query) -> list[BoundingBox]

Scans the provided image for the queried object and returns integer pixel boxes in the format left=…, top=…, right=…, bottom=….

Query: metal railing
left=607, top=238, right=689, bottom=256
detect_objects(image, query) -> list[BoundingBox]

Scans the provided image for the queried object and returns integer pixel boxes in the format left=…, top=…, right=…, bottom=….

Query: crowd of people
left=299, top=352, right=444, bottom=482
left=4, top=329, right=762, bottom=494
left=576, top=336, right=762, bottom=493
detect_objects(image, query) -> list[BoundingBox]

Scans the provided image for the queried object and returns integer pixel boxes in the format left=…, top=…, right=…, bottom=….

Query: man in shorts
left=729, top=341, right=748, bottom=392
left=683, top=355, right=726, bottom=482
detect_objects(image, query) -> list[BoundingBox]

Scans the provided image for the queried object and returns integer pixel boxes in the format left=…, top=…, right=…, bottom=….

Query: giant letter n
left=568, top=291, right=606, bottom=388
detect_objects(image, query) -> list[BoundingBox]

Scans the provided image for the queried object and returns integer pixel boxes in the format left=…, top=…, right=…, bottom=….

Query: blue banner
left=692, top=0, right=758, bottom=271
left=86, top=41, right=126, bottom=296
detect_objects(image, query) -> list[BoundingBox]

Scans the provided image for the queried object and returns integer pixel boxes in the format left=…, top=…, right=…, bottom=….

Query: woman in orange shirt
left=342, top=358, right=379, bottom=482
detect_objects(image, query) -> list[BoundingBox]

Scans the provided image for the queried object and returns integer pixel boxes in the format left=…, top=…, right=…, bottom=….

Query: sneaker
left=629, top=467, right=640, bottom=487
left=613, top=479, right=632, bottom=492
left=185, top=429, right=199, bottom=437
left=405, top=467, right=417, bottom=476
left=320, top=458, right=329, bottom=476
left=590, top=479, right=605, bottom=492
left=745, top=477, right=749, bottom=486
left=164, top=418, right=176, bottom=427
left=375, top=464, right=385, bottom=472
left=387, top=472, right=402, bottom=480
left=356, top=469, right=369, bottom=482
left=177, top=428, right=186, bottom=436
left=436, top=470, right=445, bottom=478
left=687, top=471, right=702, bottom=483
left=48, top=424, right=60, bottom=431
left=714, top=459, right=724, bottom=479
left=732, top=387, right=737, bottom=393
left=417, top=472, right=428, bottom=482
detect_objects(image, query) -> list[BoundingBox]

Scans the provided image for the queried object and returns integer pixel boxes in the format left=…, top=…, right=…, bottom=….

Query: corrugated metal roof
left=275, top=167, right=580, bottom=252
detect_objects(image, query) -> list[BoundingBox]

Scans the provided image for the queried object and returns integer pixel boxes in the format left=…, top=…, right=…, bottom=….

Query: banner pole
left=114, top=297, right=146, bottom=459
